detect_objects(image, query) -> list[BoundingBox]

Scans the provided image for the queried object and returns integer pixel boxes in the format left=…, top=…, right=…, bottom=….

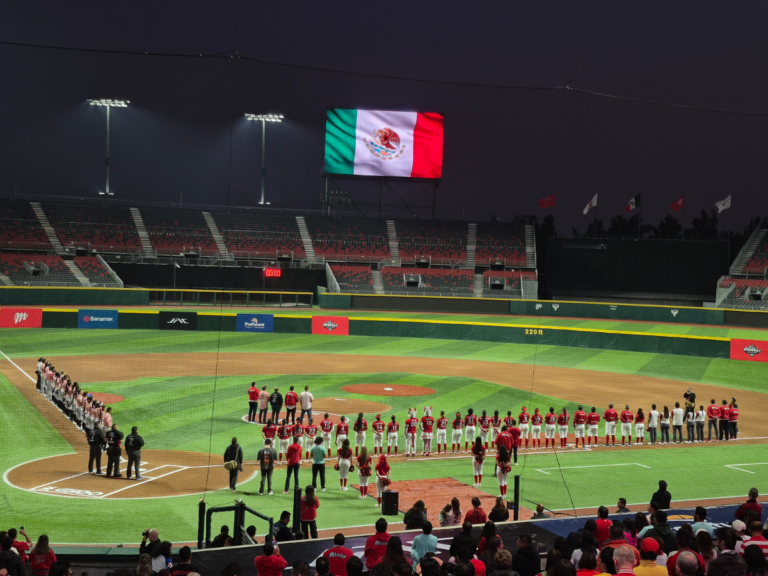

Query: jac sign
left=0, top=308, right=43, bottom=328
left=158, top=311, right=198, bottom=331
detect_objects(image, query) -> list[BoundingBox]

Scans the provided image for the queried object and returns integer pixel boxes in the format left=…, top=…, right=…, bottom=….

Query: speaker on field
left=381, top=490, right=399, bottom=516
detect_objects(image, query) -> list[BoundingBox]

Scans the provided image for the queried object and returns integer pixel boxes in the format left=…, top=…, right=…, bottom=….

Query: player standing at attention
left=277, top=419, right=292, bottom=464
left=464, top=409, right=477, bottom=453
left=619, top=405, right=634, bottom=446
left=436, top=410, right=448, bottom=454
left=695, top=405, right=706, bottom=442
left=544, top=408, right=557, bottom=449
left=728, top=402, right=739, bottom=440
left=496, top=424, right=513, bottom=460
left=531, top=408, right=543, bottom=450
left=509, top=421, right=521, bottom=465
left=248, top=383, right=259, bottom=423
left=495, top=445, right=512, bottom=498
left=471, top=437, right=485, bottom=486
left=320, top=413, right=334, bottom=456
left=292, top=420, right=305, bottom=458
left=357, top=446, right=372, bottom=499
left=404, top=409, right=419, bottom=457
left=372, top=414, right=385, bottom=456
left=572, top=405, right=586, bottom=449
left=336, top=416, right=349, bottom=449
left=490, top=410, right=502, bottom=450
left=451, top=412, right=464, bottom=454
left=304, top=418, right=318, bottom=460
left=648, top=404, right=659, bottom=445
left=387, top=415, right=399, bottom=455
left=557, top=407, right=570, bottom=448
left=718, top=400, right=730, bottom=441
left=420, top=407, right=435, bottom=456
left=285, top=386, right=299, bottom=424
left=603, top=403, right=618, bottom=447
left=478, top=410, right=491, bottom=450
left=353, top=413, right=368, bottom=457
left=585, top=407, right=600, bottom=447
left=518, top=407, right=530, bottom=450
left=336, top=438, right=352, bottom=491
left=634, top=408, right=645, bottom=445
left=375, top=454, right=391, bottom=508
left=707, top=399, right=720, bottom=442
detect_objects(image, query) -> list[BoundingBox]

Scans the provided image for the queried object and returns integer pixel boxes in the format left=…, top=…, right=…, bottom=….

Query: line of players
left=257, top=398, right=743, bottom=463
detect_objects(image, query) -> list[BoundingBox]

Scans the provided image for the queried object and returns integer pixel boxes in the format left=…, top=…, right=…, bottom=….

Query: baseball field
left=1, top=306, right=768, bottom=545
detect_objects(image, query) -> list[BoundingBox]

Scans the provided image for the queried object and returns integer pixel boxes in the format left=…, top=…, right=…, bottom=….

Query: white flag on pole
left=714, top=194, right=731, bottom=213
left=583, top=193, right=598, bottom=215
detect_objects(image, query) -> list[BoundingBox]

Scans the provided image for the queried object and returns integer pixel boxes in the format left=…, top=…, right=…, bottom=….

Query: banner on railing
left=312, top=316, right=349, bottom=335
left=236, top=314, right=274, bottom=333
left=78, top=309, right=118, bottom=329
left=0, top=308, right=43, bottom=328
left=730, top=338, right=768, bottom=362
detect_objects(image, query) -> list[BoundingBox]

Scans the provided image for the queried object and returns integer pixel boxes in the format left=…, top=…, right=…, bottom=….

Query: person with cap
left=105, top=423, right=125, bottom=478
left=732, top=521, right=748, bottom=554
left=635, top=536, right=668, bottom=576
left=124, top=425, right=145, bottom=480
left=86, top=419, right=107, bottom=475
left=270, top=387, right=283, bottom=425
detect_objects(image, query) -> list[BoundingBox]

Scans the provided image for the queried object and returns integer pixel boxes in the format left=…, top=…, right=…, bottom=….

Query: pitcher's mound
left=341, top=384, right=436, bottom=397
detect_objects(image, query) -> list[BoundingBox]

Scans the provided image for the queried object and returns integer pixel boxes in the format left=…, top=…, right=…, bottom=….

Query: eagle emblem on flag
left=366, top=127, right=405, bottom=160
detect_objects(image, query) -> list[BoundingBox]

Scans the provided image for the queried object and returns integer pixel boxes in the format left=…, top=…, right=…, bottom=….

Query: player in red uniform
left=387, top=415, right=399, bottom=455
left=471, top=437, right=485, bottom=487
left=573, top=405, right=587, bottom=449
left=586, top=407, right=600, bottom=446
left=277, top=419, right=292, bottom=463
left=508, top=422, right=521, bottom=465
left=557, top=408, right=570, bottom=448
left=371, top=414, right=385, bottom=455
left=620, top=405, right=634, bottom=446
left=320, top=413, right=334, bottom=456
left=420, top=407, right=435, bottom=456
left=436, top=410, right=448, bottom=454
left=451, top=412, right=464, bottom=454
left=478, top=410, right=491, bottom=450
left=262, top=418, right=277, bottom=447
left=706, top=400, right=720, bottom=442
left=603, top=403, right=618, bottom=447
left=531, top=408, right=543, bottom=449
left=336, top=416, right=349, bottom=450
left=304, top=419, right=318, bottom=460
left=490, top=410, right=502, bottom=450
left=728, top=402, right=739, bottom=439
left=504, top=411, right=515, bottom=429
left=405, top=409, right=419, bottom=457
left=518, top=407, right=531, bottom=449
left=464, top=409, right=477, bottom=452
left=292, top=420, right=305, bottom=456
left=544, top=408, right=557, bottom=449
left=353, top=413, right=368, bottom=457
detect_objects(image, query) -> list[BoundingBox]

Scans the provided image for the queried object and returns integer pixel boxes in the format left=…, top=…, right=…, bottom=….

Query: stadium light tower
left=245, top=113, right=284, bottom=205
left=88, top=99, right=130, bottom=196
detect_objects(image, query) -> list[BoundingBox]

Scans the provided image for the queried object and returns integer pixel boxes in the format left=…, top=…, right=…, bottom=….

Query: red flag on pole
left=539, top=194, right=556, bottom=208
left=670, top=195, right=685, bottom=212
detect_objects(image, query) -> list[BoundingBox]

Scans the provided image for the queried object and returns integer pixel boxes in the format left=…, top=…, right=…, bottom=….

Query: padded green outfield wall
left=509, top=300, right=724, bottom=324
left=0, top=287, right=149, bottom=306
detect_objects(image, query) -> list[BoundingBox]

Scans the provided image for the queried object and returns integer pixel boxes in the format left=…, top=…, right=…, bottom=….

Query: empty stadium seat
left=73, top=256, right=121, bottom=287
left=380, top=266, right=474, bottom=295
left=330, top=265, right=374, bottom=292
left=395, top=220, right=467, bottom=263
left=475, top=222, right=527, bottom=266
left=139, top=207, right=219, bottom=254
left=0, top=199, right=51, bottom=250
left=0, top=254, right=80, bottom=286
left=210, top=211, right=306, bottom=258
left=306, top=216, right=390, bottom=262
left=42, top=202, right=142, bottom=252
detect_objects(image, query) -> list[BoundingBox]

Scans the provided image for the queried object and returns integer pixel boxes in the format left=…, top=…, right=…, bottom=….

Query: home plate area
left=7, top=450, right=238, bottom=499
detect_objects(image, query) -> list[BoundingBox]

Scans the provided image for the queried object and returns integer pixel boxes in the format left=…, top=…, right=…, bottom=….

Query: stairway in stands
left=466, top=223, right=477, bottom=268
left=202, top=211, right=229, bottom=257
left=129, top=208, right=155, bottom=257
left=30, top=202, right=63, bottom=253
left=372, top=270, right=385, bottom=294
left=525, top=225, right=537, bottom=268
left=64, top=260, right=90, bottom=286
left=473, top=273, right=484, bottom=297
left=731, top=227, right=767, bottom=275
left=385, top=220, right=400, bottom=264
left=295, top=216, right=317, bottom=264
left=0, top=273, right=12, bottom=286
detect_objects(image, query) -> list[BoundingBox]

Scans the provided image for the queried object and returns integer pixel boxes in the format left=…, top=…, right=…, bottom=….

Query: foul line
left=724, top=463, right=768, bottom=475
left=30, top=471, right=92, bottom=491
left=0, top=349, right=36, bottom=383
left=98, top=465, right=188, bottom=498
left=535, top=463, right=651, bottom=475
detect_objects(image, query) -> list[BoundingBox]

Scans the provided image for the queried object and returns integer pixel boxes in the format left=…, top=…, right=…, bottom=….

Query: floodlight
left=89, top=98, right=131, bottom=195
left=244, top=113, right=286, bottom=204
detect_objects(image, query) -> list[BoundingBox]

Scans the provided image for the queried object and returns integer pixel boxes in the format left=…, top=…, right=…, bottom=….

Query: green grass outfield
left=2, top=328, right=768, bottom=544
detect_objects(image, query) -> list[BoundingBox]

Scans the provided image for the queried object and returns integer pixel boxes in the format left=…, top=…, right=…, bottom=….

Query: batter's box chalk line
left=534, top=462, right=651, bottom=475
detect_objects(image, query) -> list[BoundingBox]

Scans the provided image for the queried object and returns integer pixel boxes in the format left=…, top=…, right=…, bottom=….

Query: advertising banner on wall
left=730, top=338, right=768, bottom=362
left=236, top=314, right=274, bottom=333
left=311, top=316, right=349, bottom=336
left=158, top=311, right=198, bottom=331
left=0, top=308, right=43, bottom=328
left=78, top=309, right=118, bottom=329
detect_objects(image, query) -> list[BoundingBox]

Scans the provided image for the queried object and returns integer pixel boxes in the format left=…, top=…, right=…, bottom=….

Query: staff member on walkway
left=125, top=426, right=145, bottom=480
left=283, top=437, right=302, bottom=494
left=105, top=424, right=124, bottom=478
left=86, top=424, right=106, bottom=475
left=224, top=437, right=244, bottom=493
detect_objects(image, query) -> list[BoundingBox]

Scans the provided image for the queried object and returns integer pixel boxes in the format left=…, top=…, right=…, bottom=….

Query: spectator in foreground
left=742, top=521, right=768, bottom=558
left=612, top=546, right=637, bottom=576
left=571, top=530, right=598, bottom=566
left=411, top=522, right=438, bottom=566
left=481, top=537, right=503, bottom=575
left=652, top=481, right=671, bottom=510
left=136, top=553, right=153, bottom=576
left=642, top=512, right=676, bottom=554
left=48, top=561, right=72, bottom=576
left=405, top=501, right=428, bottom=530
left=453, top=561, right=477, bottom=576
left=708, top=528, right=747, bottom=576
left=384, top=537, right=411, bottom=568
left=316, top=557, right=332, bottom=576
left=491, top=549, right=519, bottom=576
left=674, top=552, right=699, bottom=576
left=323, top=534, right=355, bottom=576
left=598, top=547, right=615, bottom=576
left=255, top=543, right=288, bottom=576
left=30, top=535, right=57, bottom=576
left=347, top=556, right=365, bottom=576
left=479, top=522, right=503, bottom=555
left=455, top=546, right=485, bottom=576
left=450, top=522, right=478, bottom=558
left=466, top=498, right=489, bottom=525
left=567, top=520, right=599, bottom=552
left=576, top=552, right=600, bottom=576
left=513, top=535, right=539, bottom=576
left=364, top=519, right=392, bottom=570
left=211, top=526, right=230, bottom=548
left=634, top=537, right=666, bottom=576
left=7, top=529, right=31, bottom=564
left=151, top=542, right=173, bottom=572
left=666, top=530, right=705, bottom=576
left=743, top=547, right=768, bottom=576
left=419, top=557, right=442, bottom=576
left=172, top=545, right=198, bottom=576
left=691, top=507, right=715, bottom=538
left=532, top=504, right=551, bottom=520
left=490, top=497, right=511, bottom=522
left=0, top=538, right=24, bottom=576
left=595, top=508, right=611, bottom=545
left=692, top=531, right=716, bottom=573
left=734, top=488, right=762, bottom=523
left=604, top=523, right=640, bottom=566
left=539, top=550, right=564, bottom=576
left=616, top=499, right=631, bottom=514
left=273, top=511, right=294, bottom=542
left=623, top=519, right=637, bottom=548
left=548, top=560, right=576, bottom=576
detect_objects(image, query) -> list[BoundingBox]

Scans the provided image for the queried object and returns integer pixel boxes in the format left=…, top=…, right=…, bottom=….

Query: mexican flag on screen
left=324, top=109, right=444, bottom=178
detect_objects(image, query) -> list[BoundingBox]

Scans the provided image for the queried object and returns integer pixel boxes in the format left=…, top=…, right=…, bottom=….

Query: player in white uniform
left=586, top=407, right=600, bottom=446
left=386, top=415, right=399, bottom=455
left=464, top=408, right=477, bottom=453
left=435, top=410, right=448, bottom=454
left=371, top=415, right=385, bottom=455
left=648, top=404, right=659, bottom=445
left=451, top=412, right=463, bottom=454
left=530, top=409, right=543, bottom=450
left=544, top=407, right=557, bottom=449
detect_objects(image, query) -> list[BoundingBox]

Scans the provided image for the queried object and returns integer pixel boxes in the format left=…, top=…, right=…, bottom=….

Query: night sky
left=2, top=1, right=767, bottom=233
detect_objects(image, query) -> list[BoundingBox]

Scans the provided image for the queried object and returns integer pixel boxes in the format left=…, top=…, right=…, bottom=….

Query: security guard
left=86, top=424, right=106, bottom=475
left=105, top=424, right=125, bottom=478
left=125, top=426, right=145, bottom=480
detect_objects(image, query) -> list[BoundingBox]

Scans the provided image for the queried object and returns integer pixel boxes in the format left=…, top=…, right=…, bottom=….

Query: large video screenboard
left=324, top=109, right=444, bottom=179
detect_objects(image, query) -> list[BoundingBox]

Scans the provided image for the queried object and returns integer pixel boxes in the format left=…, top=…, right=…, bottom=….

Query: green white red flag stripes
left=625, top=194, right=641, bottom=212
left=324, top=109, right=444, bottom=178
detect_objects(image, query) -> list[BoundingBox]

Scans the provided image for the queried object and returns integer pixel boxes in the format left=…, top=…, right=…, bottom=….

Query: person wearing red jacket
left=706, top=400, right=720, bottom=442
left=283, top=437, right=302, bottom=494
left=285, top=386, right=299, bottom=424
left=322, top=534, right=355, bottom=576
left=375, top=454, right=391, bottom=507
left=620, top=405, right=634, bottom=446
left=364, top=518, right=392, bottom=570
left=718, top=400, right=731, bottom=442
left=353, top=413, right=368, bottom=457
left=300, top=485, right=320, bottom=539
left=728, top=402, right=740, bottom=440
left=30, top=535, right=57, bottom=576
left=254, top=543, right=289, bottom=576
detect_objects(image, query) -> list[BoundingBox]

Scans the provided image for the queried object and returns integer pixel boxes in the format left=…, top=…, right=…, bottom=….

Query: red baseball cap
left=640, top=538, right=660, bottom=554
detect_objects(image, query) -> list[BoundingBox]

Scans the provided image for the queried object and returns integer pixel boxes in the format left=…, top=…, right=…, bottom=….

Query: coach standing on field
left=300, top=386, right=314, bottom=424
left=87, top=424, right=106, bottom=475
left=270, top=388, right=283, bottom=425
left=105, top=424, right=125, bottom=478
left=248, top=383, right=259, bottom=423
left=125, top=426, right=145, bottom=480
left=224, top=437, right=244, bottom=493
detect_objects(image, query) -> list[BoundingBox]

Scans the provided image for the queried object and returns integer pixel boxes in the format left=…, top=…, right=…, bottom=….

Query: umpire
left=224, top=437, right=243, bottom=493
left=86, top=424, right=106, bottom=475
left=105, top=424, right=125, bottom=478
left=269, top=387, right=283, bottom=424
left=125, top=426, right=145, bottom=480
